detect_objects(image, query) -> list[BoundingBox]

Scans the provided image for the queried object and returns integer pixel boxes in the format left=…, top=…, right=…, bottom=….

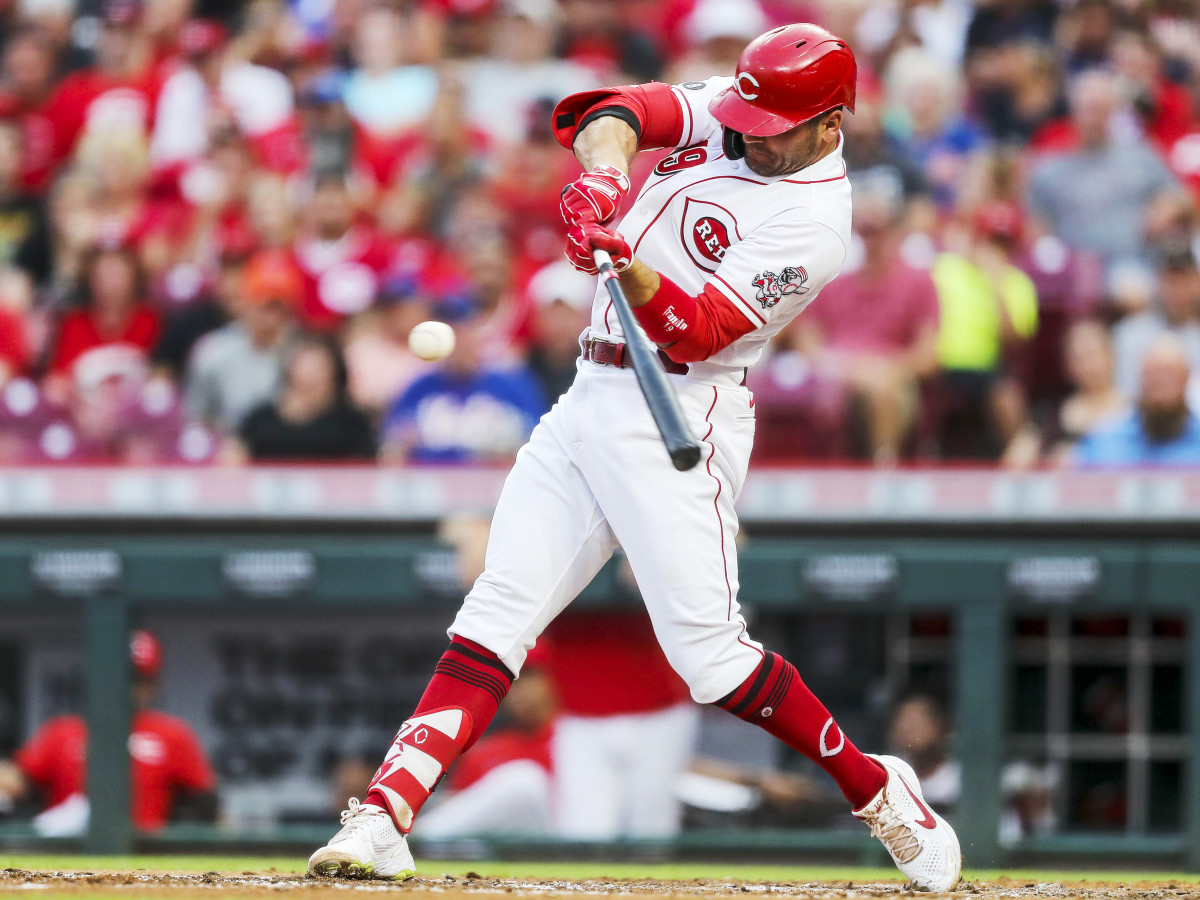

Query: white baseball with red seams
left=448, top=75, right=851, bottom=700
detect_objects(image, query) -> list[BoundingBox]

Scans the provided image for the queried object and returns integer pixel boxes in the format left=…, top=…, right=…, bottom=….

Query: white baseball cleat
left=853, top=754, right=962, bottom=893
left=308, top=797, right=416, bottom=881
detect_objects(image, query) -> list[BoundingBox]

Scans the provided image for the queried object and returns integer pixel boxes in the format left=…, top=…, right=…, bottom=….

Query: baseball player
left=309, top=24, right=961, bottom=893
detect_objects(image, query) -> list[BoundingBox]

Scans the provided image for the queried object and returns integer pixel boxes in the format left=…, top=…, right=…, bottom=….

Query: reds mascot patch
left=752, top=266, right=809, bottom=308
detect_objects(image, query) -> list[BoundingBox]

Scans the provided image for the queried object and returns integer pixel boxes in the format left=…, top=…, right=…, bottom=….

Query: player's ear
left=820, top=110, right=843, bottom=143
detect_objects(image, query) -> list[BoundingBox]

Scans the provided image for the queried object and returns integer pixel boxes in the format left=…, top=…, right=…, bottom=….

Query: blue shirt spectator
left=1074, top=410, right=1200, bottom=466
left=1074, top=335, right=1200, bottom=466
left=382, top=368, right=547, bottom=464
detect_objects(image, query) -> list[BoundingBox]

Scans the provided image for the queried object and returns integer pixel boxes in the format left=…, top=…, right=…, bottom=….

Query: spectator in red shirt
left=293, top=174, right=391, bottom=328
left=47, top=0, right=161, bottom=157
left=47, top=243, right=160, bottom=398
left=794, top=189, right=940, bottom=464
left=0, top=630, right=216, bottom=835
left=0, top=28, right=65, bottom=194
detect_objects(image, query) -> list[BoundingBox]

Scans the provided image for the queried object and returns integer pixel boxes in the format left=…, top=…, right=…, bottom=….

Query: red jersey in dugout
left=542, top=610, right=690, bottom=717
left=15, top=710, right=216, bottom=830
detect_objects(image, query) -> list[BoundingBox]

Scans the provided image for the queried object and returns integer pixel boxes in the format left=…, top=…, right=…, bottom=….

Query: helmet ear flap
left=723, top=128, right=745, bottom=160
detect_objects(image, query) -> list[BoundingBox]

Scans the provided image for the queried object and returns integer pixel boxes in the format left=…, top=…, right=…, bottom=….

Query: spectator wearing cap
left=343, top=275, right=434, bottom=416
left=1028, top=69, right=1185, bottom=268
left=231, top=331, right=377, bottom=462
left=185, top=249, right=301, bottom=431
left=47, top=243, right=160, bottom=397
left=342, top=6, right=438, bottom=139
left=525, top=259, right=594, bottom=404
left=151, top=17, right=296, bottom=169
left=932, top=201, right=1039, bottom=458
left=1112, top=248, right=1200, bottom=408
left=380, top=295, right=547, bottom=463
left=1073, top=335, right=1200, bottom=466
left=0, top=629, right=217, bottom=835
left=462, top=0, right=597, bottom=147
left=795, top=190, right=940, bottom=465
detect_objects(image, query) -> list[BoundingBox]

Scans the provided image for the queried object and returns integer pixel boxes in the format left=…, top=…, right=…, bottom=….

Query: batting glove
left=560, top=164, right=630, bottom=227
left=565, top=223, right=633, bottom=274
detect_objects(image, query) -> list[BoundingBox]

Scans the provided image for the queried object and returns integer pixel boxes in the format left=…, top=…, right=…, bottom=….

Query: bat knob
left=670, top=443, right=703, bottom=472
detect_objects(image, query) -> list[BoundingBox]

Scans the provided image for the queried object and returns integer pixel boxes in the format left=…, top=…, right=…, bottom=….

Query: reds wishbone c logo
left=735, top=72, right=760, bottom=100
left=819, top=717, right=845, bottom=757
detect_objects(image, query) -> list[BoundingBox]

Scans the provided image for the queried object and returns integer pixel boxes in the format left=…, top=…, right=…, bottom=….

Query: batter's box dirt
left=1, top=869, right=1196, bottom=900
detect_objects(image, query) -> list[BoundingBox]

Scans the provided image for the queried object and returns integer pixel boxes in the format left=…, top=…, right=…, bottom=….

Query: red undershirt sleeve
left=632, top=275, right=757, bottom=363
left=553, top=83, right=684, bottom=151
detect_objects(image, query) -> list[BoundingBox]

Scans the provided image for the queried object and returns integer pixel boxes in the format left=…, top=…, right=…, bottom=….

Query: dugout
left=1, top=466, right=1199, bottom=869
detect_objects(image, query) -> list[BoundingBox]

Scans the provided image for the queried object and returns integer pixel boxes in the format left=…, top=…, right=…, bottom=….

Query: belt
left=582, top=337, right=690, bottom=376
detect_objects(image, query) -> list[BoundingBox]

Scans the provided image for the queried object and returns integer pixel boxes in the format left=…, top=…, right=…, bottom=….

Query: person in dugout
left=0, top=630, right=216, bottom=835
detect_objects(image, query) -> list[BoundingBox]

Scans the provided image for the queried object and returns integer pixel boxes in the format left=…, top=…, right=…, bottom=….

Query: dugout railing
left=1, top=466, right=1199, bottom=869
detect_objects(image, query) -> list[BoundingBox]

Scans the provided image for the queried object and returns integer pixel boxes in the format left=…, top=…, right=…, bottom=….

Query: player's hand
left=560, top=165, right=630, bottom=228
left=565, top=223, right=632, bottom=274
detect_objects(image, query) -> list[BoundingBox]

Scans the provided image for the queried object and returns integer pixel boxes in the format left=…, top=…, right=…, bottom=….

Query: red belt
left=582, top=337, right=689, bottom=376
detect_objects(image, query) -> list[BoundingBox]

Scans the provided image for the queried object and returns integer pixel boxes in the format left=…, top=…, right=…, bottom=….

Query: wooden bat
left=593, top=249, right=703, bottom=472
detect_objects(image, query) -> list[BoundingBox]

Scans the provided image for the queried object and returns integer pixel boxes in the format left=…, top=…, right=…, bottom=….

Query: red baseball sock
left=413, top=636, right=513, bottom=751
left=714, top=651, right=886, bottom=809
left=365, top=637, right=514, bottom=827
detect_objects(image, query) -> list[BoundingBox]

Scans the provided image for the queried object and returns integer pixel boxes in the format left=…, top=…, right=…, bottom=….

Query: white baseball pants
left=450, top=362, right=763, bottom=703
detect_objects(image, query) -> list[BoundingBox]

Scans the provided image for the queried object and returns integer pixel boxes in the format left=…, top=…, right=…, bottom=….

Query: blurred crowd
left=2, top=0, right=1200, bottom=466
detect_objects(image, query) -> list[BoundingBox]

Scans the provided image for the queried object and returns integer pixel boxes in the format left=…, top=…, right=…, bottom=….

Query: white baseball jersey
left=588, top=76, right=853, bottom=386
left=448, top=75, right=854, bottom=706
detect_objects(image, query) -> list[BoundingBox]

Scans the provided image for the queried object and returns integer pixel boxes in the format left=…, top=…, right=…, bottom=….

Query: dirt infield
left=2, top=868, right=1197, bottom=900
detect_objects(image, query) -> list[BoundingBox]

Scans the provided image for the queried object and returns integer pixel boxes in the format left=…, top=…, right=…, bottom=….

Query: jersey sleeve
left=705, top=218, right=849, bottom=330
left=662, top=77, right=731, bottom=149
left=552, top=76, right=732, bottom=152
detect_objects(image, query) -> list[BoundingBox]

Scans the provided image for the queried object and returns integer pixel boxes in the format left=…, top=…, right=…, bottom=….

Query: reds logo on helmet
left=681, top=198, right=742, bottom=273
left=734, top=72, right=760, bottom=101
left=752, top=266, right=808, bottom=308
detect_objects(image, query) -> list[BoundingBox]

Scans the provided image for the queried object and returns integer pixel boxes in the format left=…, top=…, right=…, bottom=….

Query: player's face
left=742, top=111, right=842, bottom=178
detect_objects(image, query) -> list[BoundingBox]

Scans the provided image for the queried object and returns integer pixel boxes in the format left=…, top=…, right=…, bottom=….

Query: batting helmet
left=709, top=24, right=857, bottom=139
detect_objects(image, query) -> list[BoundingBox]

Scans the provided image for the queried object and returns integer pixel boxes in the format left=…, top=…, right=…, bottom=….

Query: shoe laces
left=863, top=802, right=922, bottom=864
left=340, top=797, right=367, bottom=826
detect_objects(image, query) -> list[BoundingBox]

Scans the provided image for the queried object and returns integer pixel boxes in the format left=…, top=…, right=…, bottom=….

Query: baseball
left=408, top=321, right=456, bottom=362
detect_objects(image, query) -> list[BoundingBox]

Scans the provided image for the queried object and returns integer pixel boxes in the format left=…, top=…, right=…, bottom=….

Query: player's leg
left=551, top=714, right=624, bottom=839
left=622, top=703, right=699, bottom=838
left=310, top=403, right=618, bottom=878
left=582, top=375, right=960, bottom=891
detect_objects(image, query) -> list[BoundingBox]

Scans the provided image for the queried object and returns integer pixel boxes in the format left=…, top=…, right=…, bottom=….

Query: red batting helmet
left=709, top=23, right=857, bottom=137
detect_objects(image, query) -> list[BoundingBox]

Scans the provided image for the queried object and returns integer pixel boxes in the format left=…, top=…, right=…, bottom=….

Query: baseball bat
left=593, top=249, right=703, bottom=472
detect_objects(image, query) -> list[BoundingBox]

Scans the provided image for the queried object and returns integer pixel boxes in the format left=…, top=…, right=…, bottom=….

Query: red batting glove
left=560, top=164, right=630, bottom=228
left=565, top=223, right=633, bottom=274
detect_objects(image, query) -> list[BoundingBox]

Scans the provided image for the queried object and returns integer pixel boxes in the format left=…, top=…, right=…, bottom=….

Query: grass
left=2, top=853, right=1199, bottom=885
